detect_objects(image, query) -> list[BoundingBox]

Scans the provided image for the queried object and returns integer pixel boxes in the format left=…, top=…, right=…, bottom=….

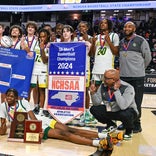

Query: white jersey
left=25, top=36, right=38, bottom=52
left=35, top=114, right=52, bottom=130
left=92, top=33, right=119, bottom=74
left=12, top=40, right=21, bottom=49
left=32, top=41, right=49, bottom=75
left=0, top=99, right=31, bottom=122
left=0, top=99, right=52, bottom=130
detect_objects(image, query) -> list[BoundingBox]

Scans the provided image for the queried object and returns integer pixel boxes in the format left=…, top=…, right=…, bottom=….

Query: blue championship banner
left=48, top=42, right=86, bottom=123
left=0, top=47, right=35, bottom=98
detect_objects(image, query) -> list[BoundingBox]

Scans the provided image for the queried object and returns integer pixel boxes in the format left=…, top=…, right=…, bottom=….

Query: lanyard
left=40, top=43, right=48, bottom=55
left=7, top=102, right=18, bottom=121
left=100, top=34, right=105, bottom=48
left=123, top=34, right=136, bottom=51
left=12, top=39, right=20, bottom=49
left=108, top=88, right=114, bottom=102
left=26, top=36, right=35, bottom=49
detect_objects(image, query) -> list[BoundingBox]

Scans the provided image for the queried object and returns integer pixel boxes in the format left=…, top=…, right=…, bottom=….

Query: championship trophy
left=24, top=120, right=42, bottom=144
left=8, top=112, right=28, bottom=142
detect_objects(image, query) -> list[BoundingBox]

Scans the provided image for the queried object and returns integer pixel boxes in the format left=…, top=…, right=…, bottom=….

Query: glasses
left=104, top=77, right=114, bottom=80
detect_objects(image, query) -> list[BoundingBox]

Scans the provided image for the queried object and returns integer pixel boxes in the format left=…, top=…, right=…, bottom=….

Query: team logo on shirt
left=133, top=43, right=137, bottom=47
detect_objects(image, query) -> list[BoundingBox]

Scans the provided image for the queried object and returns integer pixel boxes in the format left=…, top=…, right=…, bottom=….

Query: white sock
left=39, top=108, right=43, bottom=113
left=92, top=139, right=100, bottom=147
left=85, top=109, right=89, bottom=112
left=98, top=133, right=107, bottom=139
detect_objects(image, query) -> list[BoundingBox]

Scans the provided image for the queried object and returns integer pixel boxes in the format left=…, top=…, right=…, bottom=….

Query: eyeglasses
left=104, top=77, right=114, bottom=80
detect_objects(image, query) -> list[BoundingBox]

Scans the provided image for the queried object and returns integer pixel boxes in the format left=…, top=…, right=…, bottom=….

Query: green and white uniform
left=92, top=33, right=119, bottom=82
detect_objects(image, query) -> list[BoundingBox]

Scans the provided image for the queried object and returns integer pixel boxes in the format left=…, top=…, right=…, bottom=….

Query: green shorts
left=43, top=126, right=51, bottom=140
left=43, top=120, right=57, bottom=140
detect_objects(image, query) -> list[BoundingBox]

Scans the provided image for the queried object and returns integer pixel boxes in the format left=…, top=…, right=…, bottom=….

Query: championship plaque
left=8, top=112, right=28, bottom=142
left=24, top=120, right=42, bottom=144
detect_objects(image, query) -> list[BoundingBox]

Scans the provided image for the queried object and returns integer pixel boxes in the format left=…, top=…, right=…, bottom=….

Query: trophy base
left=7, top=137, right=24, bottom=142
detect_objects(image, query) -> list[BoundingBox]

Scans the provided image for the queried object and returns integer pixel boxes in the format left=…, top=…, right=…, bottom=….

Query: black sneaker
left=124, top=133, right=132, bottom=140
left=124, top=129, right=133, bottom=140
left=133, top=126, right=142, bottom=133
left=102, top=125, right=117, bottom=133
left=43, top=110, right=50, bottom=117
left=33, top=105, right=40, bottom=114
left=117, top=124, right=125, bottom=130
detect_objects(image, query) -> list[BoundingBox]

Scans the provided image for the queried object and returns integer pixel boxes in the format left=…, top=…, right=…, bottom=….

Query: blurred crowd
left=1, top=16, right=156, bottom=71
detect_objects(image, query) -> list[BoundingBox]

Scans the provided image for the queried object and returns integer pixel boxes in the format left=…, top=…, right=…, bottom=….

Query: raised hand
left=90, top=80, right=97, bottom=95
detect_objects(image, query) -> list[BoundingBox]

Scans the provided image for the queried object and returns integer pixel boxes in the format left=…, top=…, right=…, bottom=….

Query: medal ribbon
left=8, top=104, right=17, bottom=120
left=100, top=34, right=105, bottom=48
left=108, top=88, right=114, bottom=102
left=12, top=40, right=20, bottom=49
left=40, top=43, right=47, bottom=55
left=26, top=36, right=35, bottom=49
left=123, top=34, right=136, bottom=51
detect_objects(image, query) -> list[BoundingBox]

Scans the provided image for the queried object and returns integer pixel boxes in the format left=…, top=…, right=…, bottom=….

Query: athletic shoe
left=133, top=125, right=142, bottom=133
left=99, top=134, right=113, bottom=150
left=102, top=125, right=117, bottom=133
left=43, top=110, right=50, bottom=117
left=87, top=116, right=97, bottom=124
left=84, top=111, right=90, bottom=122
left=33, top=105, right=40, bottom=114
left=78, top=114, right=85, bottom=126
left=85, top=112, right=97, bottom=124
left=38, top=108, right=44, bottom=116
left=124, top=133, right=132, bottom=140
left=124, top=129, right=133, bottom=140
left=117, top=124, right=125, bottom=130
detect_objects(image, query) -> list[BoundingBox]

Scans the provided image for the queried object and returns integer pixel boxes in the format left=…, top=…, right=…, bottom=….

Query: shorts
left=43, top=126, right=51, bottom=140
left=91, top=74, right=104, bottom=85
left=31, top=74, right=47, bottom=88
left=86, top=70, right=90, bottom=88
left=43, top=119, right=57, bottom=140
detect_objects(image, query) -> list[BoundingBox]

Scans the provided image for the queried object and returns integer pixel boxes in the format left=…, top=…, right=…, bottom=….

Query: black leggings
left=90, top=105, right=137, bottom=129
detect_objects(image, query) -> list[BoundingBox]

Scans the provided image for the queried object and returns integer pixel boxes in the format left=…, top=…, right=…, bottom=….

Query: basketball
left=0, top=35, right=13, bottom=48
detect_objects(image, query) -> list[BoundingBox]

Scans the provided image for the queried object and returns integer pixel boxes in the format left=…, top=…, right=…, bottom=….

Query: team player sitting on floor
left=0, top=88, right=123, bottom=151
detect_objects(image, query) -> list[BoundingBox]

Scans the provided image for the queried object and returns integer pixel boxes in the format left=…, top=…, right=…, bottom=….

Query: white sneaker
left=124, top=133, right=133, bottom=140
left=78, top=114, right=85, bottom=126
left=38, top=108, right=44, bottom=116
left=102, top=125, right=117, bottom=133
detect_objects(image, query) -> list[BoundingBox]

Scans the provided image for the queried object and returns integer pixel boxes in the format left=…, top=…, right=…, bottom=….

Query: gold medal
left=123, top=52, right=127, bottom=57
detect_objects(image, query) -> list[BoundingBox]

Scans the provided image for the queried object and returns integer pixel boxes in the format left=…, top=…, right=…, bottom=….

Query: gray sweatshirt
left=119, top=34, right=151, bottom=77
left=91, top=80, right=139, bottom=115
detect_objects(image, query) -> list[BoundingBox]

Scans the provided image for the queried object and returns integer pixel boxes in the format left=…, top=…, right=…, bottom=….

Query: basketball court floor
left=0, top=94, right=156, bottom=156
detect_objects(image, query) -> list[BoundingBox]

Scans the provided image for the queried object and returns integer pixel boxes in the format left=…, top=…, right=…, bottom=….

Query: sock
left=98, top=133, right=107, bottom=139
left=92, top=139, right=100, bottom=147
left=39, top=108, right=43, bottom=114
left=85, top=109, right=89, bottom=112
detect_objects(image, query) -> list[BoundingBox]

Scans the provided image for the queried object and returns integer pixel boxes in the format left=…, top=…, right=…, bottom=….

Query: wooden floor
left=0, top=94, right=156, bottom=156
